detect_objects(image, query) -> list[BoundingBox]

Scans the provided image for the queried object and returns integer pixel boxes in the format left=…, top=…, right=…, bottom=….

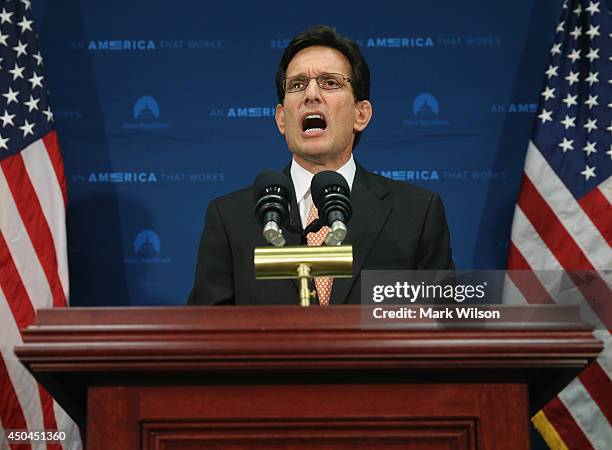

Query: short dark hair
left=275, top=25, right=371, bottom=148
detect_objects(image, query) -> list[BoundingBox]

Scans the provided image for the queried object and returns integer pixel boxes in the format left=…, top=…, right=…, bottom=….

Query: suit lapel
left=330, top=163, right=392, bottom=305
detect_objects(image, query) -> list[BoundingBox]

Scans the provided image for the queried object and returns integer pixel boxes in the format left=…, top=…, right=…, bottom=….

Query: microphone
left=254, top=171, right=293, bottom=247
left=311, top=171, right=352, bottom=246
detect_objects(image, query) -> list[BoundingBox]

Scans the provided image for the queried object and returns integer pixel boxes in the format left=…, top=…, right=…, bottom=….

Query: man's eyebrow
left=286, top=71, right=334, bottom=78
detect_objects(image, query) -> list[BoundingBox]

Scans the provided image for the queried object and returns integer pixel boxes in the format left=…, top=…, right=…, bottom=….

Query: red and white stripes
left=508, top=140, right=612, bottom=450
left=0, top=131, right=81, bottom=450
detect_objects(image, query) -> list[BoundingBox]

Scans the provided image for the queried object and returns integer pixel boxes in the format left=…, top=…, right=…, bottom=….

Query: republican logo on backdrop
left=133, top=96, right=160, bottom=121
left=123, top=96, right=170, bottom=130
left=125, top=229, right=171, bottom=264
left=413, top=93, right=439, bottom=117
left=403, top=92, right=449, bottom=127
left=134, top=230, right=160, bottom=258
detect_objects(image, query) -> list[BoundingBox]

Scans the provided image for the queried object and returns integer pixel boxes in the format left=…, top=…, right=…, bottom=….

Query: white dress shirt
left=290, top=155, right=356, bottom=229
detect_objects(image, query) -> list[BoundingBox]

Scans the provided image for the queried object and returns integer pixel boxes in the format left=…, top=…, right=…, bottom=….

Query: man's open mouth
left=302, top=114, right=327, bottom=133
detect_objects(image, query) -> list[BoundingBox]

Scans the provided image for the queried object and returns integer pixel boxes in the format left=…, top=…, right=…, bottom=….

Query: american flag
left=507, top=0, right=611, bottom=449
left=0, top=0, right=81, bottom=449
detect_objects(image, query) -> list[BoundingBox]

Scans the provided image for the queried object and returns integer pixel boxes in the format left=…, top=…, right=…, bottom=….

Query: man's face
left=275, top=46, right=372, bottom=172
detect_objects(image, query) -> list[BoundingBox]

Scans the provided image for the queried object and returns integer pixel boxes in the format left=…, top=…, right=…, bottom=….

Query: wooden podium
left=16, top=306, right=602, bottom=450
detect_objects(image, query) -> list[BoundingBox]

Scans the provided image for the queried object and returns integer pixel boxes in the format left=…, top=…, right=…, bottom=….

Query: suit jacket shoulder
left=360, top=166, right=440, bottom=200
left=348, top=164, right=454, bottom=273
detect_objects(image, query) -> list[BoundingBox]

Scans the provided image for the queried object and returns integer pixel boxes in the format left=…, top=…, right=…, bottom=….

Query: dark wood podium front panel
left=88, top=382, right=526, bottom=450
left=16, top=306, right=602, bottom=450
left=143, top=419, right=476, bottom=450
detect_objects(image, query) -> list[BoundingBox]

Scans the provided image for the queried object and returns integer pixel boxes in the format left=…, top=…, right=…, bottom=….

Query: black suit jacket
left=188, top=162, right=454, bottom=305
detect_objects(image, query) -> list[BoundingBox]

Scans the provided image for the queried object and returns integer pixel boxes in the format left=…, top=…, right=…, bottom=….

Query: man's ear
left=275, top=104, right=285, bottom=135
left=354, top=100, right=372, bottom=132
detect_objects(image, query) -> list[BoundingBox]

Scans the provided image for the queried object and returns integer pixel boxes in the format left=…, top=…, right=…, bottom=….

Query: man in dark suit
left=188, top=25, right=453, bottom=306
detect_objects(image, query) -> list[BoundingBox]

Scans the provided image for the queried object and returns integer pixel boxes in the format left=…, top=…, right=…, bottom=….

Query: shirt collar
left=290, top=155, right=356, bottom=203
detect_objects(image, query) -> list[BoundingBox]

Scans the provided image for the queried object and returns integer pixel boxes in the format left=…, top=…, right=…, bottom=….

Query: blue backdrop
left=29, top=0, right=567, bottom=307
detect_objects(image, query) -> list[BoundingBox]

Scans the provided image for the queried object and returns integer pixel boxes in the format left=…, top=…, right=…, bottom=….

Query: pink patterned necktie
left=306, top=204, right=333, bottom=306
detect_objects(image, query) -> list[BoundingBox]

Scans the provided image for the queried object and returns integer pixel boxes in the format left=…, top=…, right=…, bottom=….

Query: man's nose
left=303, top=78, right=323, bottom=103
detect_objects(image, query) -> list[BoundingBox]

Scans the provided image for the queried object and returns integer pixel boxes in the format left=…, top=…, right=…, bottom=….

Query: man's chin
left=297, top=135, right=334, bottom=152
left=294, top=146, right=332, bottom=161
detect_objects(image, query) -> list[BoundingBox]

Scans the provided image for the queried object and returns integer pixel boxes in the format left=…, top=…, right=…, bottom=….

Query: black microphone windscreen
left=253, top=171, right=293, bottom=200
left=311, top=171, right=350, bottom=204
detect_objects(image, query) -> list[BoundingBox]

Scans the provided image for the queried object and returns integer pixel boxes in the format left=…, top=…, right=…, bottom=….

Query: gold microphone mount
left=254, top=245, right=353, bottom=306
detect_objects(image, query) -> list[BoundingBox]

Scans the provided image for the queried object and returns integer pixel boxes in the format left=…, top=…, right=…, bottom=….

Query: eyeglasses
left=282, top=73, right=351, bottom=93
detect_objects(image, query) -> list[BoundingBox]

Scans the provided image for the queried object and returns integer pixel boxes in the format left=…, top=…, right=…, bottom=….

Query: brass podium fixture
left=254, top=245, right=353, bottom=306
